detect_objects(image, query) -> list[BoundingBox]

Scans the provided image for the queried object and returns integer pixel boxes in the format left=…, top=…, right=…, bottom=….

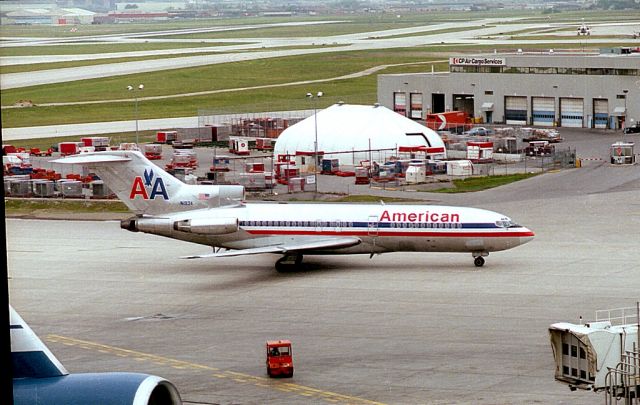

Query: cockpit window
left=495, top=218, right=519, bottom=228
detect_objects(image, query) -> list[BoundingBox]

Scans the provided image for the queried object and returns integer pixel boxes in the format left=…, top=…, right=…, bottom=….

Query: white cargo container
left=446, top=160, right=473, bottom=176
left=405, top=165, right=426, bottom=184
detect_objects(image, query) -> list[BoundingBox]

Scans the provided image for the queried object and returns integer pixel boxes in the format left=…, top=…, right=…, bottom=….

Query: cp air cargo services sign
left=449, top=57, right=505, bottom=66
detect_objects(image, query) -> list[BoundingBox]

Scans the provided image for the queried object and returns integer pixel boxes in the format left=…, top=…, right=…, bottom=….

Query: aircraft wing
left=182, top=236, right=361, bottom=259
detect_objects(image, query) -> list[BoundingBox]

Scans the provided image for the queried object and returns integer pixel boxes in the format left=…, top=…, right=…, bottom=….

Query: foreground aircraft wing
left=182, top=236, right=361, bottom=259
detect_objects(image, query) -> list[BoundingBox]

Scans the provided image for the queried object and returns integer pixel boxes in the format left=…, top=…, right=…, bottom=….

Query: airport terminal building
left=377, top=49, right=640, bottom=129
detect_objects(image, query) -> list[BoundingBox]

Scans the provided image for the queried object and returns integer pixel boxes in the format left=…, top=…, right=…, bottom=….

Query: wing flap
left=182, top=236, right=361, bottom=259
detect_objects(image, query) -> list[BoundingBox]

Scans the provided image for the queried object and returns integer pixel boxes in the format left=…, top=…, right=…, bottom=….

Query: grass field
left=0, top=42, right=236, bottom=57
left=432, top=173, right=538, bottom=193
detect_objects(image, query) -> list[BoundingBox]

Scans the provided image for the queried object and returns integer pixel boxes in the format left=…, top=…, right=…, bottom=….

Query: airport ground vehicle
left=266, top=340, right=294, bottom=378
left=466, top=127, right=493, bottom=136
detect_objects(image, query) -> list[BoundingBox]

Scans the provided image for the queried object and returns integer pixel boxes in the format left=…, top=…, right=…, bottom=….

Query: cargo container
left=167, top=149, right=198, bottom=170
left=446, top=160, right=473, bottom=176
left=119, top=143, right=139, bottom=151
left=229, top=138, right=250, bottom=155
left=211, top=155, right=230, bottom=172
left=32, top=180, right=55, bottom=197
left=144, top=144, right=163, bottom=160
left=60, top=180, right=83, bottom=198
left=245, top=162, right=265, bottom=173
left=3, top=145, right=18, bottom=155
left=81, top=137, right=110, bottom=151
left=255, top=138, right=274, bottom=151
left=239, top=173, right=267, bottom=191
left=355, top=167, right=370, bottom=184
left=10, top=179, right=31, bottom=197
left=405, top=164, right=427, bottom=183
left=321, top=159, right=339, bottom=175
left=425, top=111, right=471, bottom=132
left=156, top=131, right=177, bottom=144
left=466, top=141, right=494, bottom=163
left=58, top=142, right=83, bottom=156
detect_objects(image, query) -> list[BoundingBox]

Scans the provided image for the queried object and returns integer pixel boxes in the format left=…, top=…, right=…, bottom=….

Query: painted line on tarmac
left=46, top=334, right=386, bottom=405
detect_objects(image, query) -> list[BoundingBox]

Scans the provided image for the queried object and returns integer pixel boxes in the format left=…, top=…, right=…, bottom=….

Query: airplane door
left=315, top=219, right=322, bottom=233
left=368, top=215, right=378, bottom=238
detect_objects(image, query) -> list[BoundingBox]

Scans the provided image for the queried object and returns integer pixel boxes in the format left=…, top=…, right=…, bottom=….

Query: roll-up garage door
left=505, top=96, right=527, bottom=125
left=560, top=98, right=584, bottom=128
left=532, top=97, right=555, bottom=127
left=593, top=99, right=608, bottom=129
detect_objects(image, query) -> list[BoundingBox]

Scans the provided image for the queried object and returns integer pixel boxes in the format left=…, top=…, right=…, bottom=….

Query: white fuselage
left=136, top=202, right=534, bottom=255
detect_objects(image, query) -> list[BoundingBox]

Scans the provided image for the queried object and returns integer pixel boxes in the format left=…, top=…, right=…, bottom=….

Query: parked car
left=466, top=127, right=493, bottom=136
left=623, top=122, right=640, bottom=134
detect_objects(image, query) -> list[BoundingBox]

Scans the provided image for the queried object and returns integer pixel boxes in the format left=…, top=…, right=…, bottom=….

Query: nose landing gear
left=472, top=252, right=488, bottom=267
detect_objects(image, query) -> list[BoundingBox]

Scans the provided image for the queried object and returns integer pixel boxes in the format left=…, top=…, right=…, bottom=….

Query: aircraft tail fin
left=10, top=306, right=68, bottom=378
left=53, top=151, right=244, bottom=215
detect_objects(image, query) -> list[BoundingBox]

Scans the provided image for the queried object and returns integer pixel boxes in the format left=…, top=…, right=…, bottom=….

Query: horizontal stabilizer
left=51, top=154, right=132, bottom=164
left=182, top=237, right=361, bottom=259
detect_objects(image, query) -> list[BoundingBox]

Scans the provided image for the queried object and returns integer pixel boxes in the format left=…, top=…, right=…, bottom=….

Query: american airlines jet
left=54, top=151, right=534, bottom=271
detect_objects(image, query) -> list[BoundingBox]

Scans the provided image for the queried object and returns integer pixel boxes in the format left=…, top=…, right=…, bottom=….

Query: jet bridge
left=549, top=306, right=639, bottom=404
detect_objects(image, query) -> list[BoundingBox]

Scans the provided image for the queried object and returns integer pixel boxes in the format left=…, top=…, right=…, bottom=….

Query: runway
left=3, top=17, right=639, bottom=89
left=7, top=161, right=640, bottom=403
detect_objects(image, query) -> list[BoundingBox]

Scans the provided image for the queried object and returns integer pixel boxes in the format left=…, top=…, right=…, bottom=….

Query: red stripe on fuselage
left=245, top=229, right=535, bottom=238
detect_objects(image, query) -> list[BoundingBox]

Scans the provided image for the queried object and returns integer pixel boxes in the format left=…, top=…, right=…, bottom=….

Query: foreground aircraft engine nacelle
left=173, top=217, right=239, bottom=235
left=11, top=306, right=182, bottom=405
left=14, top=373, right=181, bottom=405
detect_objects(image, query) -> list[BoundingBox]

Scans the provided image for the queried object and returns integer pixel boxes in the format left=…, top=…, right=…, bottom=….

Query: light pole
left=622, top=89, right=629, bottom=136
left=306, top=91, right=323, bottom=195
left=127, top=84, right=144, bottom=145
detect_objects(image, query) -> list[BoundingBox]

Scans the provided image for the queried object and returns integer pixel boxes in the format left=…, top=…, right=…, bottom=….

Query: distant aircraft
left=54, top=151, right=534, bottom=270
left=10, top=306, right=181, bottom=405
left=577, top=20, right=591, bottom=36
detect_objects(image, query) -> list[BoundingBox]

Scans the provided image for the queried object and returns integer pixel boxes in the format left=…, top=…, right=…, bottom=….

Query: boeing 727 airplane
left=54, top=151, right=534, bottom=271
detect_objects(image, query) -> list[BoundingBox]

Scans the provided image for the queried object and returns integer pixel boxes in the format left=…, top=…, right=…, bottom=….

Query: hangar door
left=453, top=94, right=474, bottom=117
left=560, top=98, right=584, bottom=128
left=593, top=99, right=608, bottom=129
left=532, top=97, right=555, bottom=127
left=505, top=96, right=527, bottom=125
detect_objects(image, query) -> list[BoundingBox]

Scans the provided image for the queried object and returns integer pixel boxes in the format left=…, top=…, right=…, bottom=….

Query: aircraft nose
left=519, top=227, right=535, bottom=245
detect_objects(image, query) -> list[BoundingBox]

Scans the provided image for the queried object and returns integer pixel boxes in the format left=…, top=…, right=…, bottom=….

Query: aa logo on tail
left=130, top=168, right=169, bottom=200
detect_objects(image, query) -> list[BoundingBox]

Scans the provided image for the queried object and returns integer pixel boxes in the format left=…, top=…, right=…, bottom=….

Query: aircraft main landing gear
left=275, top=254, right=303, bottom=272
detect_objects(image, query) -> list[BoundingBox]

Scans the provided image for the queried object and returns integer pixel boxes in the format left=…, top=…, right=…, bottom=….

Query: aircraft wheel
left=275, top=255, right=303, bottom=272
left=275, top=258, right=288, bottom=273
left=474, top=256, right=485, bottom=267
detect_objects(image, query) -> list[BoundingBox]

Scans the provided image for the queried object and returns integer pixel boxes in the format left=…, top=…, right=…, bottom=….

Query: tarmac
left=6, top=130, right=640, bottom=404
